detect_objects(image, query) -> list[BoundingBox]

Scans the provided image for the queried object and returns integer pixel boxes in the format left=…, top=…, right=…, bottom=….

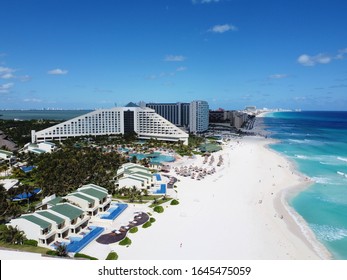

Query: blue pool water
left=67, top=226, right=104, bottom=253
left=264, top=111, right=347, bottom=259
left=154, top=173, right=162, bottom=181
left=101, top=203, right=128, bottom=220
left=153, top=184, right=166, bottom=194
left=130, top=153, right=175, bottom=163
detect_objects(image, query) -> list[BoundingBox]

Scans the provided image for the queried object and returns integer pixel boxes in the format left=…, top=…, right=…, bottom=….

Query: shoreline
left=0, top=135, right=328, bottom=260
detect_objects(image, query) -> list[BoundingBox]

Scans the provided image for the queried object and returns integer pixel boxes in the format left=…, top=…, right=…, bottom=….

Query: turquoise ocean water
left=264, top=111, right=347, bottom=259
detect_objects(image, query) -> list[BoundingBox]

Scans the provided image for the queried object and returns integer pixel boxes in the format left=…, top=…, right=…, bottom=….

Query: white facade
left=25, top=142, right=56, bottom=154
left=32, top=105, right=188, bottom=145
left=0, top=149, right=14, bottom=161
left=189, top=100, right=209, bottom=133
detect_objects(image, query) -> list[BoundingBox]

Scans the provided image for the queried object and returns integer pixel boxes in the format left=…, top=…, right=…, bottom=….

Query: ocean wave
left=294, top=154, right=308, bottom=159
left=337, top=157, right=347, bottom=163
left=310, top=224, right=347, bottom=242
left=312, top=176, right=332, bottom=184
left=337, top=171, right=347, bottom=178
left=288, top=139, right=324, bottom=145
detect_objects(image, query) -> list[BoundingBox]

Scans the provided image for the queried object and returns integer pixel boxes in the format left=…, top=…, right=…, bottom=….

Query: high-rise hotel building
left=144, top=102, right=190, bottom=127
left=189, top=100, right=209, bottom=133
left=31, top=103, right=189, bottom=145
left=144, top=100, right=209, bottom=133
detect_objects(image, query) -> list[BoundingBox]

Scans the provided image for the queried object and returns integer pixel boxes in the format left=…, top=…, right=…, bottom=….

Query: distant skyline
left=1, top=0, right=347, bottom=110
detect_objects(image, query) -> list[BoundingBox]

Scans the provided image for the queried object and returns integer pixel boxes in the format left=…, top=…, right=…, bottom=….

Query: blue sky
left=1, top=0, right=347, bottom=110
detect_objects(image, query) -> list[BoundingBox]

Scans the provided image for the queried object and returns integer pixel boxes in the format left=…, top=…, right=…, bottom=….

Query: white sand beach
left=0, top=135, right=331, bottom=260
left=83, top=136, right=330, bottom=260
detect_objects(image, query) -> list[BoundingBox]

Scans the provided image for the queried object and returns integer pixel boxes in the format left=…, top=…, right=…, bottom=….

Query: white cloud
left=297, top=48, right=347, bottom=66
left=176, top=66, right=187, bottom=72
left=0, top=82, right=14, bottom=93
left=297, top=53, right=332, bottom=66
left=164, top=55, right=186, bottom=62
left=19, top=75, right=31, bottom=82
left=269, top=74, right=288, bottom=79
left=23, top=98, right=42, bottom=103
left=47, top=68, right=68, bottom=75
left=0, top=66, right=16, bottom=79
left=336, top=48, right=347, bottom=60
left=209, top=24, right=238, bottom=33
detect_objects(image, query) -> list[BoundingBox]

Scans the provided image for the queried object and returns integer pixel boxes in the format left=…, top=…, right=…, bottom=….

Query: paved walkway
left=96, top=212, right=149, bottom=244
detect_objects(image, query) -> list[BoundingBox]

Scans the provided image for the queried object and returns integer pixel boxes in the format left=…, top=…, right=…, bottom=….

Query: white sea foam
left=312, top=176, right=332, bottom=184
left=310, top=224, right=347, bottom=242
left=295, top=154, right=308, bottom=159
left=337, top=171, right=347, bottom=178
left=289, top=139, right=324, bottom=145
left=337, top=157, right=347, bottom=163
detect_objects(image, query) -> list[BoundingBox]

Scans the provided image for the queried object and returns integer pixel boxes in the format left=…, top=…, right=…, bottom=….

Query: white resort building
left=31, top=103, right=189, bottom=145
left=115, top=162, right=167, bottom=194
left=189, top=100, right=209, bottom=133
left=8, top=184, right=112, bottom=248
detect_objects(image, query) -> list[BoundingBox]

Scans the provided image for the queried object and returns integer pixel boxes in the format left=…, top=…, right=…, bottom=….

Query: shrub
left=153, top=206, right=164, bottom=213
left=129, top=227, right=138, bottom=233
left=142, top=221, right=152, bottom=228
left=106, top=252, right=118, bottom=260
left=46, top=250, right=58, bottom=256
left=149, top=217, right=156, bottom=223
left=119, top=237, right=132, bottom=246
left=74, top=253, right=98, bottom=260
left=170, top=199, right=179, bottom=205
left=23, top=239, right=38, bottom=247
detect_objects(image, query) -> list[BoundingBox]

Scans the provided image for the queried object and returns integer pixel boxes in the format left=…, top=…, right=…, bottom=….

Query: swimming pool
left=153, top=184, right=166, bottom=194
left=154, top=173, right=162, bottom=181
left=67, top=226, right=104, bottom=253
left=101, top=203, right=128, bottom=220
left=130, top=153, right=175, bottom=163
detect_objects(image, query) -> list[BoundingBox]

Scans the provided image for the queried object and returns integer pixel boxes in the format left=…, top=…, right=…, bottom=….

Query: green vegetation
left=0, top=185, right=23, bottom=222
left=142, top=221, right=152, bottom=228
left=46, top=250, right=59, bottom=256
left=74, top=253, right=98, bottom=260
left=0, top=224, right=26, bottom=245
left=149, top=217, right=156, bottom=223
left=0, top=119, right=61, bottom=147
left=56, top=243, right=68, bottom=257
left=119, top=237, right=132, bottom=246
left=129, top=227, right=138, bottom=233
left=170, top=199, right=179, bottom=205
left=153, top=205, right=164, bottom=213
left=29, top=145, right=124, bottom=196
left=23, top=239, right=38, bottom=247
left=106, top=251, right=118, bottom=260
left=114, top=187, right=157, bottom=203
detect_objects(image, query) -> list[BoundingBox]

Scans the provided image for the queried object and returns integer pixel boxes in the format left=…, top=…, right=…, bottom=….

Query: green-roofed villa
left=7, top=183, right=118, bottom=250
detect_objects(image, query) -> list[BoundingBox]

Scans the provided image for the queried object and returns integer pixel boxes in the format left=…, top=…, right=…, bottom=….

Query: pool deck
left=96, top=212, right=149, bottom=244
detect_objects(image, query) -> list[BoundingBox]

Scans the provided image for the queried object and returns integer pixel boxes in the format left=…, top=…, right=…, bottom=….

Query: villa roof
left=69, top=192, right=95, bottom=203
left=133, top=171, right=153, bottom=178
left=21, top=215, right=51, bottom=229
left=81, top=183, right=107, bottom=193
left=127, top=165, right=149, bottom=171
left=79, top=188, right=107, bottom=200
left=119, top=176, right=145, bottom=183
left=41, top=142, right=55, bottom=146
left=0, top=149, right=13, bottom=156
left=50, top=204, right=83, bottom=220
left=36, top=211, right=65, bottom=225
left=47, top=196, right=63, bottom=206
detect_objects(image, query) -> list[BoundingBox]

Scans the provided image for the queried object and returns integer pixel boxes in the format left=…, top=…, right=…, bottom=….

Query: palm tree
left=56, top=243, right=68, bottom=257
left=1, top=225, right=26, bottom=245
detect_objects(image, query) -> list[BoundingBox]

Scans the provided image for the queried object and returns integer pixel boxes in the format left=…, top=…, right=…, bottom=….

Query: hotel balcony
left=69, top=215, right=91, bottom=234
